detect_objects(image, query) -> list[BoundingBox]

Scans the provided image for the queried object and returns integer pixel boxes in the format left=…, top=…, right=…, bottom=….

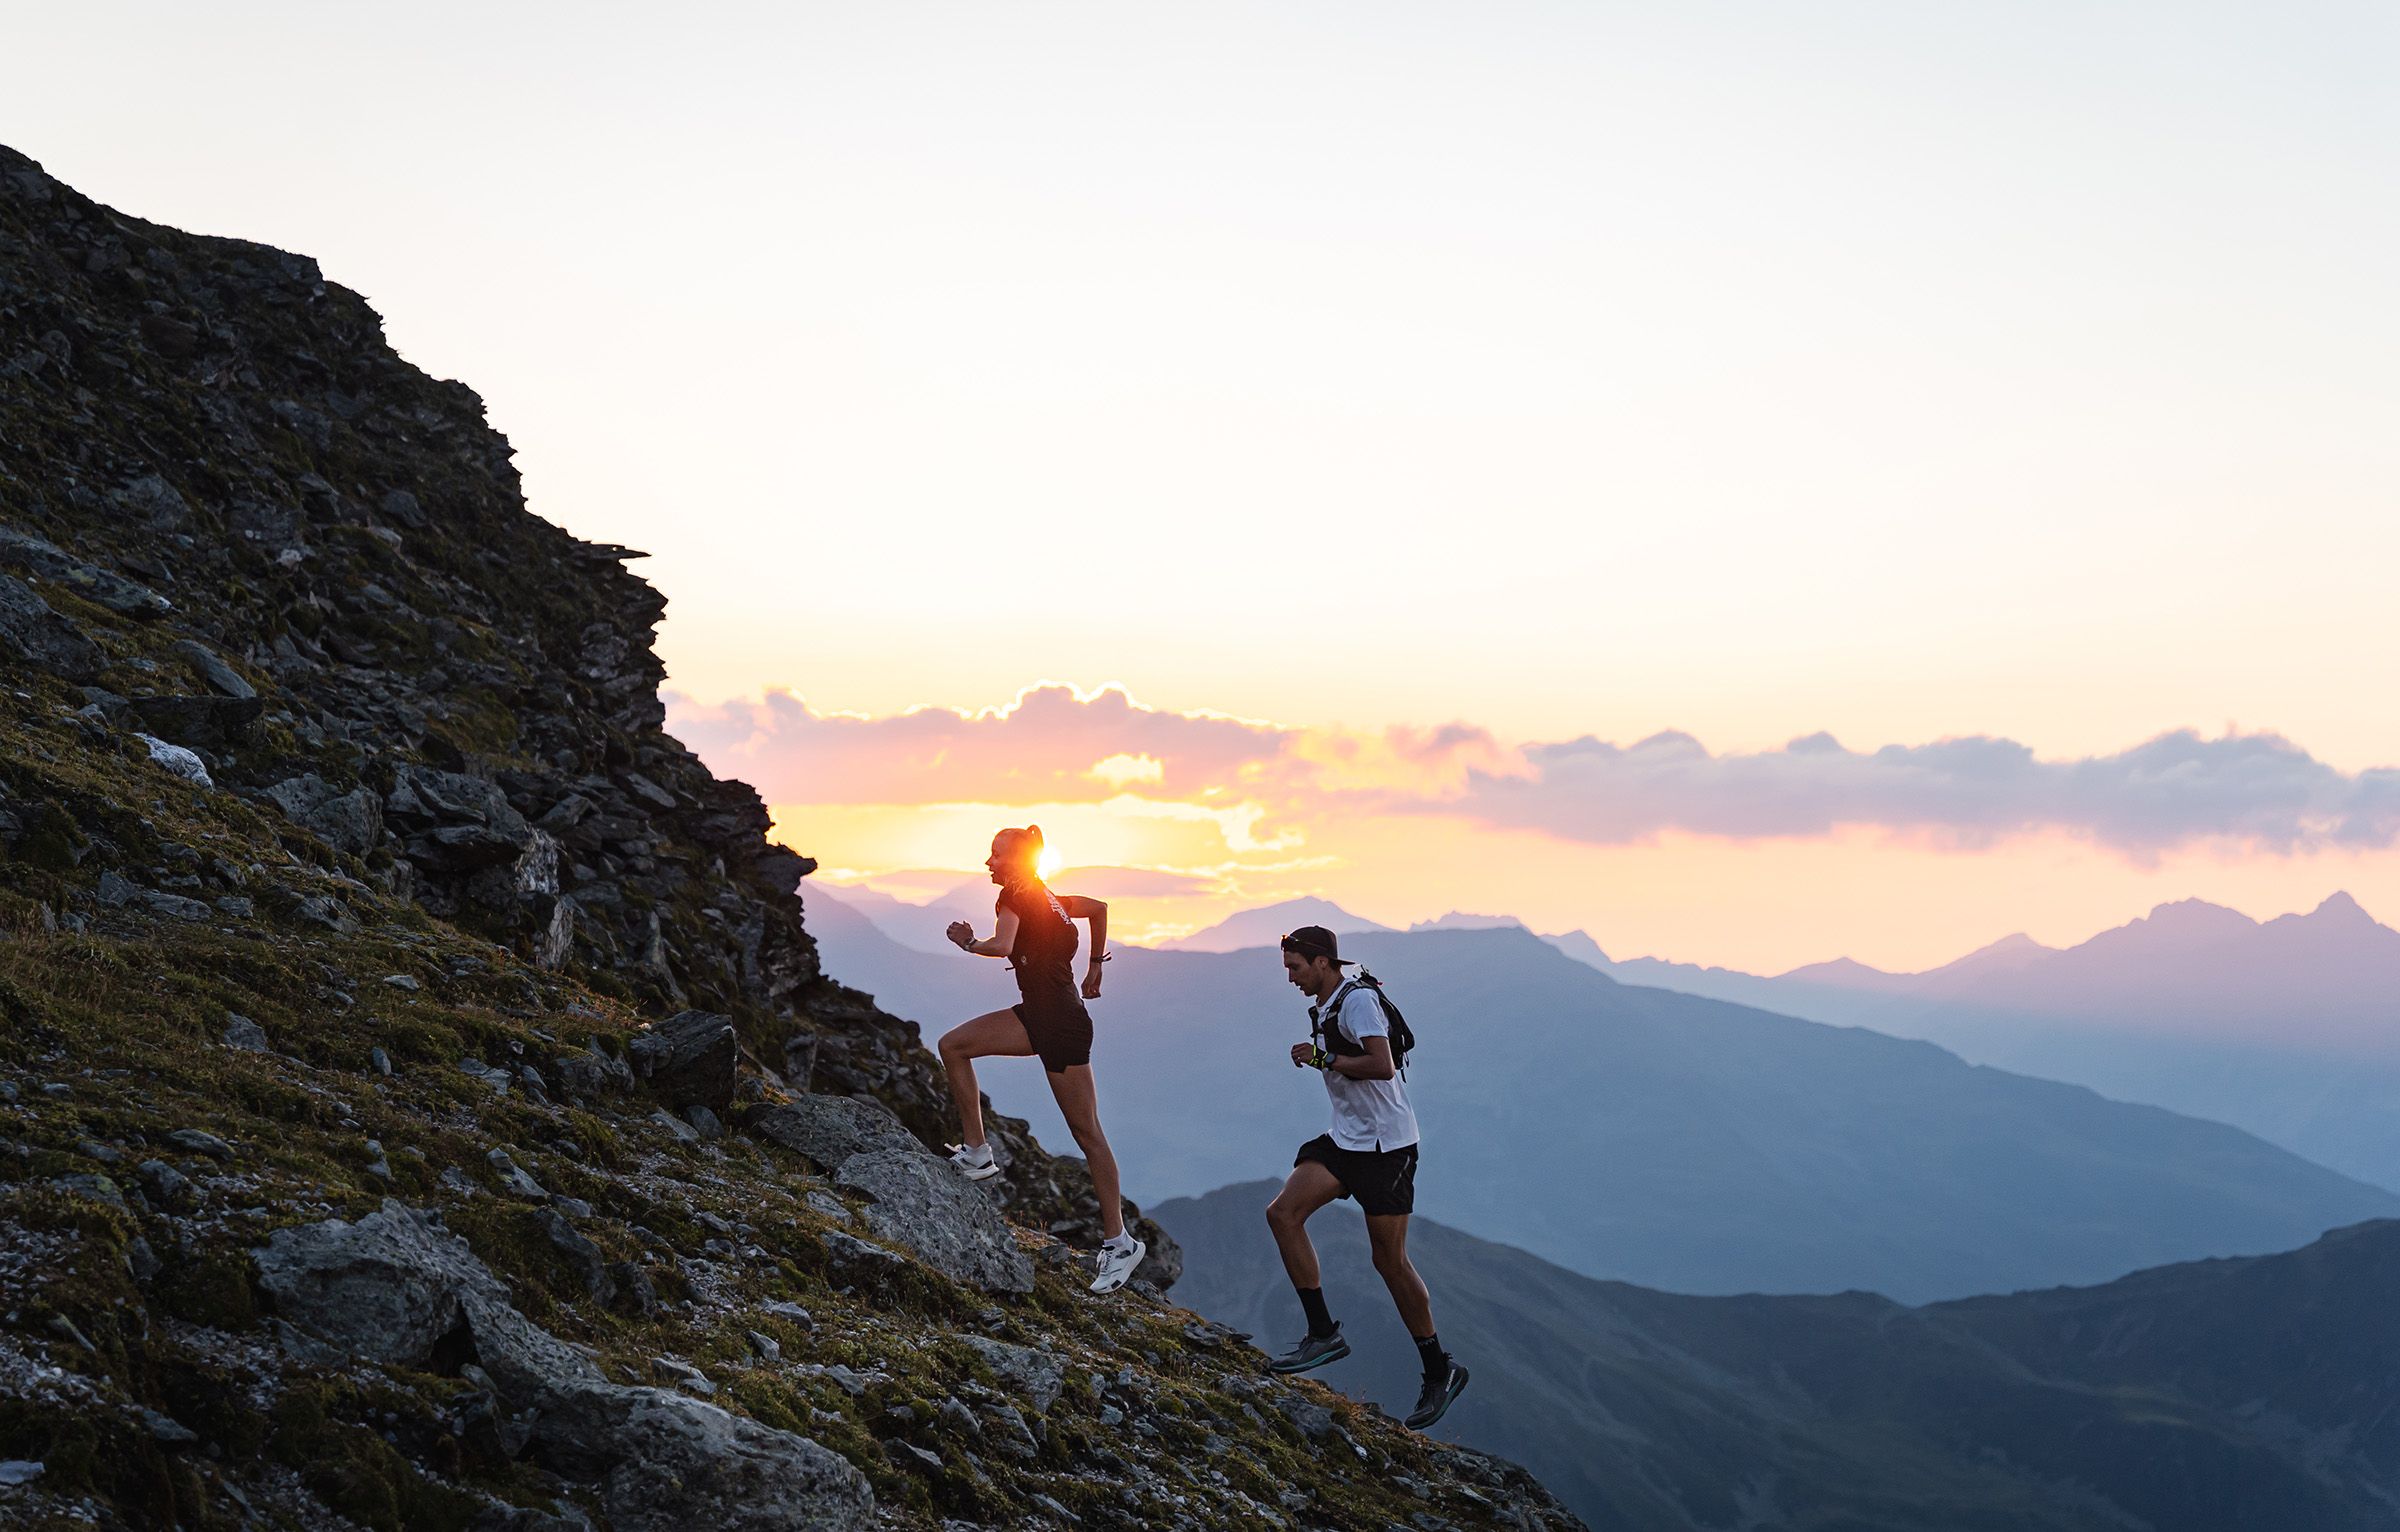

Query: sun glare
left=1037, top=844, right=1064, bottom=882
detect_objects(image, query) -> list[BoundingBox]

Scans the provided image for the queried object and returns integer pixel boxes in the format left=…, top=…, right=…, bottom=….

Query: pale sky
left=15, top=1, right=2400, bottom=970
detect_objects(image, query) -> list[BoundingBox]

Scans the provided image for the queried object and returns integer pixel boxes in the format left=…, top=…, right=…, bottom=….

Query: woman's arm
left=1061, top=895, right=1109, bottom=997
left=948, top=908, right=1020, bottom=958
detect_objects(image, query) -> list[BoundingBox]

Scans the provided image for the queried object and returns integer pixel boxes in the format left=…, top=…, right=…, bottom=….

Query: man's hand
left=1290, top=1042, right=1318, bottom=1069
left=946, top=921, right=975, bottom=951
left=1081, top=966, right=1104, bottom=1000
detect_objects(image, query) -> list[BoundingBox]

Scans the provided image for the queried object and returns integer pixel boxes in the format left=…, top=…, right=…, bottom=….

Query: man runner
left=1262, top=925, right=1469, bottom=1431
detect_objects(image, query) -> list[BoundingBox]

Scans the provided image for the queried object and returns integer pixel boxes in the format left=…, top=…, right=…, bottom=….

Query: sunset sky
left=19, top=2, right=2400, bottom=970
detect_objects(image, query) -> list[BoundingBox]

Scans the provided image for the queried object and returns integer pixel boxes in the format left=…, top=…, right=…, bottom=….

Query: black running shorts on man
left=1001, top=878, right=1093, bottom=1073
left=1295, top=1133, right=1418, bottom=1216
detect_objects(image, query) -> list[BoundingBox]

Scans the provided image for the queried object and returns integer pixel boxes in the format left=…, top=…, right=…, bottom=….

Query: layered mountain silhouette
left=803, top=891, right=2400, bottom=1302
left=1156, top=896, right=1394, bottom=952
left=1159, top=1179, right=2400, bottom=1532
left=1553, top=894, right=2400, bottom=1191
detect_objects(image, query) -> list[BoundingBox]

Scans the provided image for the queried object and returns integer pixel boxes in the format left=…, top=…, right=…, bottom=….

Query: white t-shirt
left=1318, top=983, right=1420, bottom=1152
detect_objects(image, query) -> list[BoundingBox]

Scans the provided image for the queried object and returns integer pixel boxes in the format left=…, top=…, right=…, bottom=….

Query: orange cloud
left=669, top=686, right=2400, bottom=861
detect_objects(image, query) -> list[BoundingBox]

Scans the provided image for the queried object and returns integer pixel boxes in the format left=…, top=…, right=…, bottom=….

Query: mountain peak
left=1410, top=911, right=1530, bottom=933
left=2311, top=890, right=2376, bottom=924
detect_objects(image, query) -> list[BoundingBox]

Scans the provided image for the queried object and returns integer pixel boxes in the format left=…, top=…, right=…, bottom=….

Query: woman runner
left=939, top=825, right=1146, bottom=1293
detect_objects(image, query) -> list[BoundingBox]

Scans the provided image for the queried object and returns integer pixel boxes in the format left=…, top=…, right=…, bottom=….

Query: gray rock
left=169, top=638, right=256, bottom=699
left=140, top=1408, right=198, bottom=1447
left=137, top=1158, right=193, bottom=1207
left=221, top=1014, right=269, bottom=1051
left=745, top=1330, right=781, bottom=1363
left=112, top=473, right=193, bottom=528
left=292, top=894, right=357, bottom=933
left=753, top=1095, right=1029, bottom=1293
left=820, top=1230, right=908, bottom=1284
left=138, top=887, right=211, bottom=920
left=748, top=1093, right=921, bottom=1168
left=128, top=694, right=261, bottom=749
left=370, top=1046, right=393, bottom=1076
left=264, top=773, right=382, bottom=857
left=0, top=527, right=172, bottom=618
left=837, top=1148, right=1033, bottom=1295
left=51, top=1173, right=125, bottom=1211
left=610, top=1262, right=659, bottom=1319
left=384, top=973, right=421, bottom=991
left=255, top=1202, right=869, bottom=1525
left=166, top=1128, right=233, bottom=1160
left=538, top=1207, right=615, bottom=1303
left=759, top=1299, right=813, bottom=1330
left=651, top=1356, right=714, bottom=1396
left=1276, top=1393, right=1336, bottom=1441
left=682, top=1104, right=723, bottom=1141
left=0, top=573, right=102, bottom=680
left=649, top=1109, right=701, bottom=1145
left=0, top=1460, right=42, bottom=1486
left=488, top=1149, right=548, bottom=1198
left=386, top=765, right=532, bottom=871
left=254, top=1199, right=601, bottom=1409
left=960, top=1336, right=1065, bottom=1415
left=555, top=1047, right=633, bottom=1103
left=532, top=1385, right=872, bottom=1532
left=135, top=735, right=214, bottom=789
left=627, top=1010, right=736, bottom=1111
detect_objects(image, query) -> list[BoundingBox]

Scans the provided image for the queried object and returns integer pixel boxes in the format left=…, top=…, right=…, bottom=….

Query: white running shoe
left=1089, top=1236, right=1146, bottom=1294
left=947, top=1143, right=1001, bottom=1182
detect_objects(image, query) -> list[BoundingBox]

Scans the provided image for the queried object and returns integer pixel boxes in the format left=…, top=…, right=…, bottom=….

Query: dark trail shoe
left=1406, top=1362, right=1469, bottom=1430
left=1266, top=1324, right=1350, bottom=1375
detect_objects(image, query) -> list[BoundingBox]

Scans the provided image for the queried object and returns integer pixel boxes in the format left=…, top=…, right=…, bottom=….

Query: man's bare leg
left=1265, top=1161, right=1345, bottom=1290
left=1366, top=1213, right=1434, bottom=1337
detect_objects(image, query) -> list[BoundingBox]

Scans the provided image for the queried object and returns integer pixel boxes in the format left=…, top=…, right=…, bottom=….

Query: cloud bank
left=667, top=687, right=2400, bottom=858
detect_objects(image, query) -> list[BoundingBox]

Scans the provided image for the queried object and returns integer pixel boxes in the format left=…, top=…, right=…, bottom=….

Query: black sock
left=1298, top=1286, right=1335, bottom=1338
left=1415, top=1333, right=1450, bottom=1381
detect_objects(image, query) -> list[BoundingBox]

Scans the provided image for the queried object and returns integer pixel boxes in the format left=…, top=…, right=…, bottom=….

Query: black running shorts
left=1012, top=1000, right=1093, bottom=1074
left=1295, top=1133, right=1419, bottom=1216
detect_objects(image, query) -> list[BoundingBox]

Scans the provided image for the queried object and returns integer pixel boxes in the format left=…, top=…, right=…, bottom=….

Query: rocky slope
left=0, top=143, right=1579, bottom=1530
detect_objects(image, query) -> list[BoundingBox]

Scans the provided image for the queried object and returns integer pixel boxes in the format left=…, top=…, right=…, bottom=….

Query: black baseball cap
left=1279, top=925, right=1355, bottom=965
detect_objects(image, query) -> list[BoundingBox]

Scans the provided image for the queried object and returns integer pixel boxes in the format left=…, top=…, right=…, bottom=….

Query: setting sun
left=1036, top=843, right=1064, bottom=882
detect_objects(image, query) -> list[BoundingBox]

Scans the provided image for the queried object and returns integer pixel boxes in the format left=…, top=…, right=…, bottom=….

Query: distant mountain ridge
left=1161, top=1180, right=2400, bottom=1532
left=1557, top=893, right=2400, bottom=1191
left=1156, top=896, right=1393, bottom=952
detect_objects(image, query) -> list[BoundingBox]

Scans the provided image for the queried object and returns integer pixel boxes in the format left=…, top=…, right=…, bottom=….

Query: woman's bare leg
left=1046, top=1064, right=1125, bottom=1240
left=936, top=1009, right=1033, bottom=1146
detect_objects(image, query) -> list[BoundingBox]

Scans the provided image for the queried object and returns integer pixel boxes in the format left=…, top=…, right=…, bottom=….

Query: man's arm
left=1325, top=1036, right=1396, bottom=1082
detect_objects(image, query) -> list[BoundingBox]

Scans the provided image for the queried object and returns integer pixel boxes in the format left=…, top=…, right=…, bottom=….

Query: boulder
left=128, top=694, right=262, bottom=749
left=168, top=638, right=256, bottom=699
left=746, top=1094, right=921, bottom=1168
left=136, top=735, right=213, bottom=789
left=959, top=1336, right=1065, bottom=1415
left=0, top=573, right=102, bottom=681
left=554, top=1046, right=634, bottom=1105
left=836, top=1148, right=1033, bottom=1295
left=254, top=1200, right=873, bottom=1532
left=531, top=1385, right=871, bottom=1532
left=264, top=772, right=382, bottom=856
left=750, top=1095, right=1031, bottom=1294
left=627, top=1011, right=735, bottom=1111
left=385, top=765, right=533, bottom=872
left=0, top=527, right=172, bottom=618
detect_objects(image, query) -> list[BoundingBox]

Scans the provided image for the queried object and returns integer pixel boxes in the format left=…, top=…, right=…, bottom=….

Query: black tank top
left=1000, top=879, right=1083, bottom=1012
